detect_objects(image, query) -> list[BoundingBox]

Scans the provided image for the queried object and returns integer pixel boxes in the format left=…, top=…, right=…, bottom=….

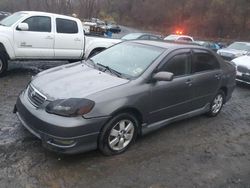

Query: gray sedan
left=14, top=41, right=236, bottom=155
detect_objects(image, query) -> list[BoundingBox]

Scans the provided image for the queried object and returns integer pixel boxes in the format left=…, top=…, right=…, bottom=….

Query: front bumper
left=15, top=91, right=110, bottom=154
left=236, top=73, right=250, bottom=85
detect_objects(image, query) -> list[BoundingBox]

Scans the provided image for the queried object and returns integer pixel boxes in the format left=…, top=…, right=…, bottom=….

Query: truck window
left=22, top=16, right=51, bottom=32
left=56, top=18, right=78, bottom=34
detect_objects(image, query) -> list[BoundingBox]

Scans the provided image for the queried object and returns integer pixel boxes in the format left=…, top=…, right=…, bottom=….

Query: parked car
left=121, top=33, right=162, bottom=40
left=217, top=42, right=250, bottom=61
left=0, top=11, right=11, bottom=21
left=195, top=41, right=221, bottom=52
left=14, top=40, right=236, bottom=155
left=231, top=54, right=250, bottom=84
left=106, top=22, right=121, bottom=33
left=85, top=32, right=162, bottom=58
left=0, top=11, right=85, bottom=76
left=164, top=34, right=194, bottom=42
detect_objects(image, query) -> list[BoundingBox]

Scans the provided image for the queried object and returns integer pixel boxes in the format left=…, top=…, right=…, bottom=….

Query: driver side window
left=161, top=53, right=190, bottom=77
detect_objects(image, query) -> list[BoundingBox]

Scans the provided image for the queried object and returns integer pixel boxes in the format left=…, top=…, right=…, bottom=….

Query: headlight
left=230, top=61, right=236, bottom=67
left=46, top=98, right=95, bottom=117
left=234, top=53, right=242, bottom=58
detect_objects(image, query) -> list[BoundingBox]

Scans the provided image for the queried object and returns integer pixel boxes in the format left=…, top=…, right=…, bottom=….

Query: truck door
left=14, top=16, right=54, bottom=58
left=54, top=18, right=84, bottom=59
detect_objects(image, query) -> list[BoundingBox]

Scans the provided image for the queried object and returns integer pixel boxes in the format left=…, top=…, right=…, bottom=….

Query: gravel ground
left=0, top=60, right=249, bottom=188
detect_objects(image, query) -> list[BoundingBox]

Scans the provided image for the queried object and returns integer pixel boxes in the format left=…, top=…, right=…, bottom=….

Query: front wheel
left=207, top=90, right=225, bottom=117
left=0, top=52, right=8, bottom=77
left=98, top=113, right=138, bottom=156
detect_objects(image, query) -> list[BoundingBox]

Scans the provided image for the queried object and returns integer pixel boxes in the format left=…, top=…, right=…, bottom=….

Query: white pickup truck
left=0, top=11, right=119, bottom=77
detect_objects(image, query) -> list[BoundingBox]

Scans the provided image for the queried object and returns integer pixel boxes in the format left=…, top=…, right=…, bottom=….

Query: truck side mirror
left=17, top=23, right=29, bottom=31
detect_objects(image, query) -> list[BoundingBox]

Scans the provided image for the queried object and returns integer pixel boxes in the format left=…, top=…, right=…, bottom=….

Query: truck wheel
left=88, top=49, right=104, bottom=58
left=0, top=52, right=8, bottom=77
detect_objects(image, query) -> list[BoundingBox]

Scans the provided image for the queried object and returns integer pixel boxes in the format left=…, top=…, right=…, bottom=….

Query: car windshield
left=121, top=33, right=143, bottom=40
left=0, top=12, right=26, bottom=27
left=90, top=42, right=165, bottom=78
left=227, top=42, right=250, bottom=51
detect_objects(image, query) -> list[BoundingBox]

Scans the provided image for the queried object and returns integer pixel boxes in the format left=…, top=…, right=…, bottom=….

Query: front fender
left=0, top=35, right=15, bottom=59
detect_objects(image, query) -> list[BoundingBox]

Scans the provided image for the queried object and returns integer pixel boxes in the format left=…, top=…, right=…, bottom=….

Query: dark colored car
left=14, top=41, right=236, bottom=155
left=195, top=41, right=221, bottom=52
left=0, top=11, right=11, bottom=21
left=107, top=23, right=121, bottom=33
left=217, top=42, right=250, bottom=61
left=121, top=33, right=162, bottom=41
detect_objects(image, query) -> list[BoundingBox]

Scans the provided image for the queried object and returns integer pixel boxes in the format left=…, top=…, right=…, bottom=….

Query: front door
left=14, top=16, right=54, bottom=58
left=149, top=49, right=193, bottom=123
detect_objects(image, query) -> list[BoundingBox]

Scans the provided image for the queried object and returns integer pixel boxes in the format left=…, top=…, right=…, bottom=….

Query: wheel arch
left=0, top=43, right=10, bottom=60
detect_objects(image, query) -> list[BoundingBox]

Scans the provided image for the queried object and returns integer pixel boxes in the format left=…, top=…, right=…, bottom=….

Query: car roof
left=17, top=11, right=78, bottom=21
left=232, top=42, right=250, bottom=45
left=130, top=40, right=204, bottom=50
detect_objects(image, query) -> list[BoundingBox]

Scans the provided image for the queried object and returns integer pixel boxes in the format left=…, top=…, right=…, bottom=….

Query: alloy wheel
left=212, top=94, right=223, bottom=114
left=108, top=119, right=135, bottom=151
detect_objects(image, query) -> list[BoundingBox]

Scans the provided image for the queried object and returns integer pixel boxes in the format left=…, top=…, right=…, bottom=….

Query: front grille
left=27, top=85, right=46, bottom=107
left=237, top=65, right=249, bottom=74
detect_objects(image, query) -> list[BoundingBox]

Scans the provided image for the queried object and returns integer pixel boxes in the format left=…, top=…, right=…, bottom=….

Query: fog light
left=52, top=138, right=76, bottom=146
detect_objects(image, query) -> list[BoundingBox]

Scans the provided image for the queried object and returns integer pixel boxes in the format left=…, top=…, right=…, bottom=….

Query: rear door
left=190, top=49, right=222, bottom=109
left=14, top=16, right=54, bottom=58
left=149, top=49, right=194, bottom=123
left=54, top=18, right=84, bottom=59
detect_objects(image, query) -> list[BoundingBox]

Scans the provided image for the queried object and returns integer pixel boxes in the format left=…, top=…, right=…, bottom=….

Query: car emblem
left=31, top=91, right=36, bottom=98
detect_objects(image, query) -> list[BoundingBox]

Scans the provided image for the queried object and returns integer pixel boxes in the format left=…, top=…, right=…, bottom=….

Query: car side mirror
left=153, top=71, right=174, bottom=82
left=17, top=23, right=29, bottom=31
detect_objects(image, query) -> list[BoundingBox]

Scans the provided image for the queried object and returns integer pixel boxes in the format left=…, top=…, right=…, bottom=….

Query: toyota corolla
left=14, top=41, right=236, bottom=155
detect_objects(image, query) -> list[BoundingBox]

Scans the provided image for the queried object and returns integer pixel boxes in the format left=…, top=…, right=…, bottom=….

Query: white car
left=231, top=54, right=250, bottom=84
left=164, top=34, right=194, bottom=42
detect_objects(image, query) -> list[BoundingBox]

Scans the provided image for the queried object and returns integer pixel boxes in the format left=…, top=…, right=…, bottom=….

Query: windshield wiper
left=96, top=63, right=122, bottom=78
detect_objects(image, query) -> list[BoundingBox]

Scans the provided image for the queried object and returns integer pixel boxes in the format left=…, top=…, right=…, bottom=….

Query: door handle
left=185, top=79, right=192, bottom=86
left=45, top=36, right=53, bottom=40
left=215, top=74, right=221, bottom=80
left=74, top=38, right=81, bottom=42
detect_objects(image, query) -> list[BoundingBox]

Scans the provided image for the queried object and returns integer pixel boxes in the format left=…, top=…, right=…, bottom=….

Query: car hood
left=218, top=48, right=248, bottom=56
left=31, top=62, right=129, bottom=100
left=232, top=56, right=250, bottom=68
left=0, top=25, right=12, bottom=35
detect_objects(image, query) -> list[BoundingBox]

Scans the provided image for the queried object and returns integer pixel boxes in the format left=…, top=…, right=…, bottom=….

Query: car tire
left=207, top=90, right=225, bottom=117
left=0, top=52, right=8, bottom=77
left=98, top=113, right=138, bottom=156
left=88, top=49, right=103, bottom=58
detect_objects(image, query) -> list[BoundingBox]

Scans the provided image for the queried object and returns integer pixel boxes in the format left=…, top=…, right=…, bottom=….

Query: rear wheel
left=0, top=52, right=8, bottom=77
left=99, top=113, right=138, bottom=155
left=88, top=49, right=104, bottom=58
left=207, top=90, right=225, bottom=117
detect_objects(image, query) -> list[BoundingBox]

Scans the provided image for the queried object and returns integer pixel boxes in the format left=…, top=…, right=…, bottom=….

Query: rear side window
left=22, top=16, right=51, bottom=32
left=139, top=35, right=149, bottom=40
left=161, top=53, right=190, bottom=77
left=178, top=37, right=192, bottom=42
left=192, top=51, right=219, bottom=73
left=56, top=18, right=78, bottom=34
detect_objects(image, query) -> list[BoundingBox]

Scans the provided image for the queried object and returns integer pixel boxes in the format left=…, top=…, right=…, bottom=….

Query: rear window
left=192, top=51, right=220, bottom=73
left=56, top=18, right=78, bottom=34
